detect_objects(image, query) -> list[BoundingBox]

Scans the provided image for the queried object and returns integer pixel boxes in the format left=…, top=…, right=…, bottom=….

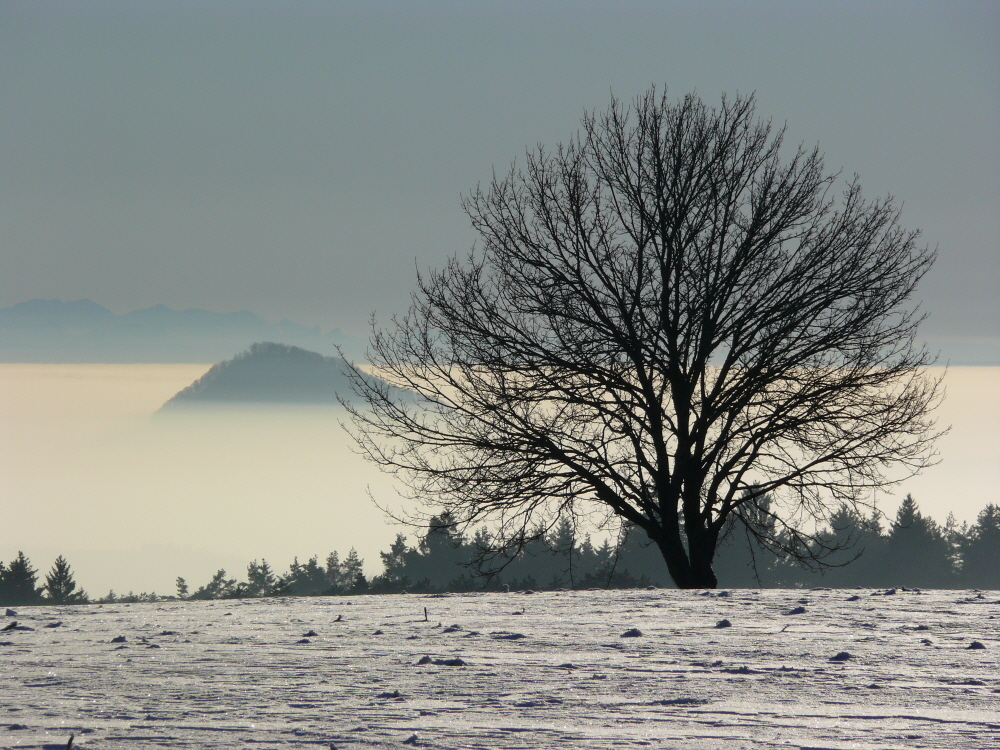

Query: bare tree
left=345, top=88, right=943, bottom=589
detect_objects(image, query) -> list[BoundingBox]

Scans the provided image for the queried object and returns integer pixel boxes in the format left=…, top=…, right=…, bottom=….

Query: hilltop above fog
left=0, top=299, right=365, bottom=363
left=160, top=342, right=388, bottom=408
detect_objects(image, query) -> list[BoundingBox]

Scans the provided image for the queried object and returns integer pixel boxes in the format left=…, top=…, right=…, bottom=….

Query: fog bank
left=1, top=364, right=997, bottom=596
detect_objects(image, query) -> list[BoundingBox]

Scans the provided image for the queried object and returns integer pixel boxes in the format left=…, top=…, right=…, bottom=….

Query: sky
left=0, top=0, right=998, bottom=363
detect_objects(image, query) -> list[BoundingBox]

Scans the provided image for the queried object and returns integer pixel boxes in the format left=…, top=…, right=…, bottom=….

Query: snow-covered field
left=2, top=589, right=998, bottom=749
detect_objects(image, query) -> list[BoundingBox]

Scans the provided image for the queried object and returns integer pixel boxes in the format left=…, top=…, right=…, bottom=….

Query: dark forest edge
left=2, top=496, right=998, bottom=606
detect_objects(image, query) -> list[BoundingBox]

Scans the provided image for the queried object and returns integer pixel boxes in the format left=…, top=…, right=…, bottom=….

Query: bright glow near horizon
left=0, top=364, right=997, bottom=596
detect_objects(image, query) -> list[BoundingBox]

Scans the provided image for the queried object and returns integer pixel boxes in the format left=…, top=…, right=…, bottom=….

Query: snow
left=1, top=589, right=998, bottom=748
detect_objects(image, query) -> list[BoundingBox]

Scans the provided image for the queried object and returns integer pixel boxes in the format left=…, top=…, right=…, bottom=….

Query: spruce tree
left=882, top=495, right=955, bottom=587
left=960, top=504, right=1000, bottom=588
left=44, top=556, right=88, bottom=604
left=0, top=552, right=43, bottom=605
left=324, top=552, right=343, bottom=593
left=341, top=548, right=366, bottom=592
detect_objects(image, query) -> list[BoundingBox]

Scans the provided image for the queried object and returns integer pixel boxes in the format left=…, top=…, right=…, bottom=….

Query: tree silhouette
left=246, top=559, right=278, bottom=597
left=346, top=86, right=943, bottom=588
left=191, top=569, right=239, bottom=599
left=43, top=555, right=88, bottom=604
left=325, top=552, right=344, bottom=592
left=881, top=495, right=955, bottom=587
left=342, top=548, right=369, bottom=593
left=173, top=495, right=998, bottom=597
left=0, top=551, right=43, bottom=605
left=712, top=492, right=784, bottom=587
left=281, top=556, right=329, bottom=596
left=960, top=504, right=1000, bottom=588
left=376, top=534, right=416, bottom=591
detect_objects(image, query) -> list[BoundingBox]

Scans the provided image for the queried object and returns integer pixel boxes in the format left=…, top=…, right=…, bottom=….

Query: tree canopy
left=346, top=87, right=943, bottom=588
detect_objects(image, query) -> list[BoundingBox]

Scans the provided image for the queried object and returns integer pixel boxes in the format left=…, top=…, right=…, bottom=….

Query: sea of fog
left=1, top=364, right=998, bottom=597
left=0, top=364, right=409, bottom=598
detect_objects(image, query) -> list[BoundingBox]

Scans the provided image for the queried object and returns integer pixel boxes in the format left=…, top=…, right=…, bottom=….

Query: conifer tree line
left=0, top=554, right=88, bottom=605
left=159, top=497, right=1000, bottom=595
left=2, top=497, right=998, bottom=606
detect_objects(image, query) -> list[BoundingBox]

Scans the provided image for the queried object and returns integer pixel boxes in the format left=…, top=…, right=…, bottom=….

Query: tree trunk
left=687, top=556, right=718, bottom=589
left=656, top=537, right=719, bottom=589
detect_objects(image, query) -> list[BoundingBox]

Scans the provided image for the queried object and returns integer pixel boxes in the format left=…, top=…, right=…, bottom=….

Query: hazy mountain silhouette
left=160, top=342, right=382, bottom=408
left=0, top=299, right=364, bottom=362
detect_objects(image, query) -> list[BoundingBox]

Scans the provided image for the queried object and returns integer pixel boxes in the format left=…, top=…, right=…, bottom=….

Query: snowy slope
left=1, top=588, right=997, bottom=749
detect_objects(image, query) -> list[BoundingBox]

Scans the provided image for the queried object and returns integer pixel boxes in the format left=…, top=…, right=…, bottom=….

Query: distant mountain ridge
left=0, top=299, right=365, bottom=362
left=160, top=342, right=378, bottom=408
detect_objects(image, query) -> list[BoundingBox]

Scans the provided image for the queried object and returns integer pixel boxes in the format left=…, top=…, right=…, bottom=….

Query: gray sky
left=1, top=0, right=998, bottom=361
